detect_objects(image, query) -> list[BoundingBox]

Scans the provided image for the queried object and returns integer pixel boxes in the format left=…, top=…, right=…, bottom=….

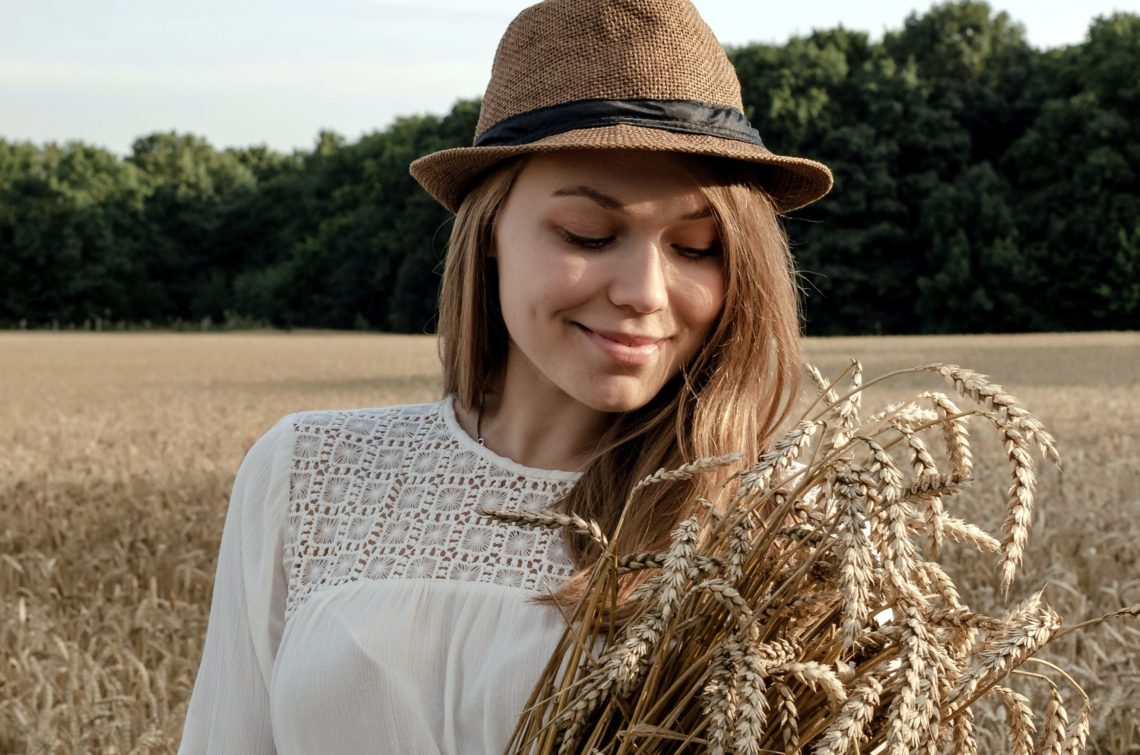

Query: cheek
left=676, top=266, right=726, bottom=334
left=494, top=230, right=540, bottom=315
left=501, top=247, right=590, bottom=314
left=494, top=233, right=583, bottom=332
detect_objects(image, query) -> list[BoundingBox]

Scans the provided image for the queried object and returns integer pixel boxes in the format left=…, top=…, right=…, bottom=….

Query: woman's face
left=491, top=150, right=726, bottom=415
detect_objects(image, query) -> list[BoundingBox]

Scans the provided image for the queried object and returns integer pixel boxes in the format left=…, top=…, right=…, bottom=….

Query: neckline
left=439, top=395, right=582, bottom=482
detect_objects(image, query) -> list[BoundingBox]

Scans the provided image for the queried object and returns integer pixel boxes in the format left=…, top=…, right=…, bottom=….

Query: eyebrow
left=551, top=185, right=712, bottom=219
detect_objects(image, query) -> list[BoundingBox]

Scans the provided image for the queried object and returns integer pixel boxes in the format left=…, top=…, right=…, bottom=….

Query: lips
left=587, top=327, right=665, bottom=347
left=574, top=323, right=668, bottom=366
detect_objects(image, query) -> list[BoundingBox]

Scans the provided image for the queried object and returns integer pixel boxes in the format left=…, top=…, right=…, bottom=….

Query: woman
left=179, top=0, right=832, bottom=752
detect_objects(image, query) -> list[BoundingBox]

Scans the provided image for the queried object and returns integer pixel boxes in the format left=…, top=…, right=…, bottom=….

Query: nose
left=607, top=237, right=669, bottom=314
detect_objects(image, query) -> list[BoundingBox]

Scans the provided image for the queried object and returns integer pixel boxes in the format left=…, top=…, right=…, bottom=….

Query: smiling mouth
left=575, top=324, right=666, bottom=346
left=574, top=323, right=668, bottom=366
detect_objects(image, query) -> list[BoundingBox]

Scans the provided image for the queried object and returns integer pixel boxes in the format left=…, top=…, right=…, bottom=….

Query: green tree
left=733, top=28, right=971, bottom=334
left=235, top=102, right=477, bottom=331
left=914, top=163, right=1039, bottom=331
left=1003, top=14, right=1140, bottom=329
left=0, top=141, right=155, bottom=324
left=2, top=9, right=1137, bottom=334
left=126, top=133, right=258, bottom=321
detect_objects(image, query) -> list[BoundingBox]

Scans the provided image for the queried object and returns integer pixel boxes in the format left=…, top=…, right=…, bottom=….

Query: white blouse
left=179, top=397, right=581, bottom=754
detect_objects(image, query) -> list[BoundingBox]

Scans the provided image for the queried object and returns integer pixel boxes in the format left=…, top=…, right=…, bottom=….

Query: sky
left=2, top=0, right=1137, bottom=156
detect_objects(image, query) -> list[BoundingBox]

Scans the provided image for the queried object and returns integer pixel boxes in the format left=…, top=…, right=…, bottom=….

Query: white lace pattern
left=282, top=397, right=580, bottom=618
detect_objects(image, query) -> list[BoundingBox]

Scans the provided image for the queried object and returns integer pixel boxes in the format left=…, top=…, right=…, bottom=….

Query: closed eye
left=674, top=243, right=721, bottom=260
left=560, top=230, right=615, bottom=250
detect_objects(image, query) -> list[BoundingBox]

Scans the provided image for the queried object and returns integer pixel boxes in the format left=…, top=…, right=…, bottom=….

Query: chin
left=574, top=382, right=663, bottom=415
left=588, top=398, right=646, bottom=414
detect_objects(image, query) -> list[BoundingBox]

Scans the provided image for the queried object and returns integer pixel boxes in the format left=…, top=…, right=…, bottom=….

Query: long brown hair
left=437, top=152, right=802, bottom=619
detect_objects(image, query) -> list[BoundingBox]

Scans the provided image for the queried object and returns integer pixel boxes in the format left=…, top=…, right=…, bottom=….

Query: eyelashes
left=560, top=230, right=615, bottom=250
left=675, top=244, right=721, bottom=260
left=558, top=229, right=720, bottom=259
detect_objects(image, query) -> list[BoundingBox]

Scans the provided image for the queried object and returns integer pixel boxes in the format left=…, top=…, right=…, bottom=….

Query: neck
left=475, top=363, right=611, bottom=473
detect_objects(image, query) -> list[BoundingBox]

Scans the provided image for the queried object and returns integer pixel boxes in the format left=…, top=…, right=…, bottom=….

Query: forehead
left=509, top=150, right=711, bottom=215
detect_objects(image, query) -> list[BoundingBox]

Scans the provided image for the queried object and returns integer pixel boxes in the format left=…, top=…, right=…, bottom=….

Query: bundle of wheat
left=480, top=362, right=1139, bottom=754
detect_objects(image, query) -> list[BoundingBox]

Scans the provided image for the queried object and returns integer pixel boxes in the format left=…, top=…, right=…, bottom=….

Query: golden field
left=1, top=331, right=1137, bottom=753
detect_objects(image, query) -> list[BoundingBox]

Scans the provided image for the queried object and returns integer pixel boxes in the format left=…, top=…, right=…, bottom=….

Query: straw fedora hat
left=409, top=0, right=833, bottom=214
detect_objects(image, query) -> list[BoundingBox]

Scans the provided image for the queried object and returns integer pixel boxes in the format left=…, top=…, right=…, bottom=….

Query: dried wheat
left=631, top=453, right=743, bottom=497
left=477, top=507, right=609, bottom=548
left=812, top=675, right=882, bottom=755
left=990, top=684, right=1037, bottom=755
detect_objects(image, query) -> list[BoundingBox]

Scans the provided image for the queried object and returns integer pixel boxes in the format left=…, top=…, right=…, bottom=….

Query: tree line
left=1, top=2, right=1137, bottom=334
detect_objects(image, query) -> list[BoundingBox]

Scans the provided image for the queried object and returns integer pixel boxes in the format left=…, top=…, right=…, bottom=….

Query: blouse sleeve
left=178, top=415, right=295, bottom=754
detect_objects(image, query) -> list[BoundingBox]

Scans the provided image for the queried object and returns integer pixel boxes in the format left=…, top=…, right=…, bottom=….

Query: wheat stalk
left=494, top=360, right=1134, bottom=755
left=631, top=453, right=743, bottom=497
left=477, top=507, right=609, bottom=548
left=812, top=675, right=882, bottom=755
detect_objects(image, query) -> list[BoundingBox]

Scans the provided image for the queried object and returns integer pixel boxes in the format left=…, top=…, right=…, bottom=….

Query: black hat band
left=474, top=98, right=767, bottom=149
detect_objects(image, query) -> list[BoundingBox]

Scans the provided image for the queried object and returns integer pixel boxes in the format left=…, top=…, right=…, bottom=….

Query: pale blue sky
left=2, top=0, right=1136, bottom=155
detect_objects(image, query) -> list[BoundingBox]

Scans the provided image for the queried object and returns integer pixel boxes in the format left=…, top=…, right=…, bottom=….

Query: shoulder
left=281, top=399, right=448, bottom=450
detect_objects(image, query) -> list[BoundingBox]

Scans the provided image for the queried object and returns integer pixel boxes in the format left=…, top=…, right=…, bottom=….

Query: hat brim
left=409, top=123, right=833, bottom=215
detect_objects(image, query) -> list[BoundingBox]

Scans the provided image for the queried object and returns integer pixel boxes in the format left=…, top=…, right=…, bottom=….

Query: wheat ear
left=477, top=507, right=609, bottom=548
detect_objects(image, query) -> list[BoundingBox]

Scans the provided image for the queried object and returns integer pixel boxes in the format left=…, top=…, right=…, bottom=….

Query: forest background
left=2, top=1, right=1138, bottom=336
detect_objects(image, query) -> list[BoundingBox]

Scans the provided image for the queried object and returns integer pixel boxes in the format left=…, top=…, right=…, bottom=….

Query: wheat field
left=1, top=331, right=1137, bottom=753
